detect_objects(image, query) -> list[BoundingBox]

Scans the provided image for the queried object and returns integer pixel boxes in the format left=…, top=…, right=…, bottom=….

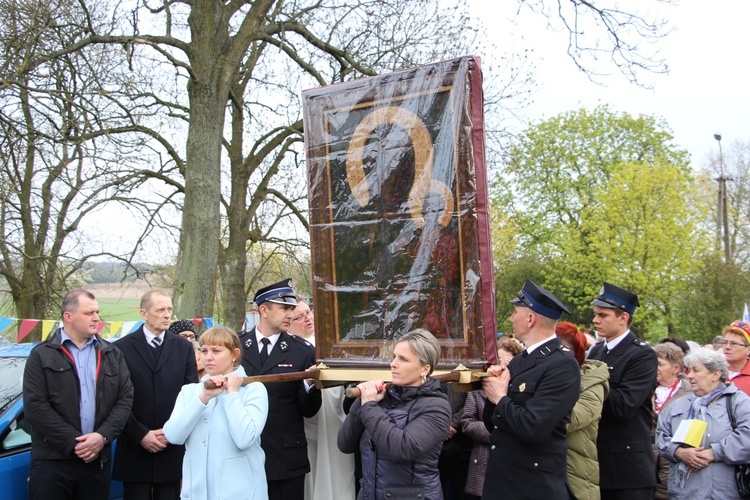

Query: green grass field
left=98, top=297, right=142, bottom=322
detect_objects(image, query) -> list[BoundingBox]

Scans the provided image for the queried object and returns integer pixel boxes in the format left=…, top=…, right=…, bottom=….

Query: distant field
left=98, top=297, right=142, bottom=322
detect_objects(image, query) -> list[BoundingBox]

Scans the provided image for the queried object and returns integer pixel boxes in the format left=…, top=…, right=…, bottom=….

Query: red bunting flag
left=96, top=321, right=106, bottom=333
left=18, top=319, right=40, bottom=342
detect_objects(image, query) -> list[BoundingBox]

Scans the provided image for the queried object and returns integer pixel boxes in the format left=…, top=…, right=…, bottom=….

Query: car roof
left=0, top=343, right=37, bottom=357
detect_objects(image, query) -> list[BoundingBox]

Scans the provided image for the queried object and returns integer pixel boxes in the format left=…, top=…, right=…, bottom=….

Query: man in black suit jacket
left=482, top=279, right=580, bottom=499
left=239, top=279, right=322, bottom=500
left=113, top=290, right=198, bottom=500
left=587, top=282, right=657, bottom=500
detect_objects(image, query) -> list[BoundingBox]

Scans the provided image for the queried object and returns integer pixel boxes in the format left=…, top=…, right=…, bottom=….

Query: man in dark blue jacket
left=239, top=279, right=322, bottom=500
left=23, top=290, right=134, bottom=500
left=482, top=279, right=580, bottom=499
left=587, top=282, right=657, bottom=499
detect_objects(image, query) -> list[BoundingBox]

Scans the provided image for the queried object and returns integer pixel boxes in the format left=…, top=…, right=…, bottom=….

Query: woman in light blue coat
left=164, top=326, right=269, bottom=500
left=657, top=348, right=750, bottom=499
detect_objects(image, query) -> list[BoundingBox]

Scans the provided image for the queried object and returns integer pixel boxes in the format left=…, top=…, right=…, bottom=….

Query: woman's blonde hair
left=200, top=326, right=241, bottom=366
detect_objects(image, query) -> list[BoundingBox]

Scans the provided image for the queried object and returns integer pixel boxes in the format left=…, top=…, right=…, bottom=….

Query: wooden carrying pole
left=203, top=367, right=489, bottom=391
left=203, top=368, right=321, bottom=390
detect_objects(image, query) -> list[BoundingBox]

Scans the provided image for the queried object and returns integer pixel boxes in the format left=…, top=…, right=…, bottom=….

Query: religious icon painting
left=302, top=56, right=495, bottom=369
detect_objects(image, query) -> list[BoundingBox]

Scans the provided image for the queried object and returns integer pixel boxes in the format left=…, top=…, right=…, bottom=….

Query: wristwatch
left=102, top=435, right=109, bottom=445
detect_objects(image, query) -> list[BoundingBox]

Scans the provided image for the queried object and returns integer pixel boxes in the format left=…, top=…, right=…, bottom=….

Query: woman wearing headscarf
left=657, top=348, right=750, bottom=499
left=337, top=328, right=451, bottom=500
left=555, top=321, right=610, bottom=500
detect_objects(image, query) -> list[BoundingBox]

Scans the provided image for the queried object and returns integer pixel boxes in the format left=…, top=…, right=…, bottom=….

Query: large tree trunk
left=173, top=94, right=224, bottom=319
left=173, top=4, right=230, bottom=319
left=221, top=104, right=252, bottom=331
left=173, top=0, right=276, bottom=319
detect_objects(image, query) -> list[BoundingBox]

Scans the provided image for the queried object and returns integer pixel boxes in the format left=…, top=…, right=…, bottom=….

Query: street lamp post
left=714, top=133, right=731, bottom=264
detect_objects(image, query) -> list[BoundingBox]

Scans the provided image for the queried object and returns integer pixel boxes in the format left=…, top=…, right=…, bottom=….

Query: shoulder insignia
left=290, top=335, right=314, bottom=348
left=279, top=340, right=289, bottom=351
left=244, top=338, right=253, bottom=348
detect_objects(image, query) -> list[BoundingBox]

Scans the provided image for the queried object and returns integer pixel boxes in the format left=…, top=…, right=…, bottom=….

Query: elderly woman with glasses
left=656, top=348, right=750, bottom=499
left=168, top=319, right=197, bottom=343
left=715, top=320, right=750, bottom=395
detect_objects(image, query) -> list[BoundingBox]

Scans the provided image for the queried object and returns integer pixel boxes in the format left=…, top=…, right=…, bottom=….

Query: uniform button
left=494, top=426, right=498, bottom=430
left=491, top=445, right=496, bottom=450
left=203, top=418, right=208, bottom=423
left=202, top=441, right=207, bottom=446
left=626, top=445, right=630, bottom=450
left=534, top=463, right=538, bottom=467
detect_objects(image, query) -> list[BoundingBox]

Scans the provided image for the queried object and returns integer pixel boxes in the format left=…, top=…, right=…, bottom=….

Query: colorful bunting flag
left=0, top=315, right=230, bottom=343
left=0, top=317, right=14, bottom=334
left=41, top=320, right=58, bottom=339
left=108, top=321, right=123, bottom=339
left=18, top=319, right=40, bottom=342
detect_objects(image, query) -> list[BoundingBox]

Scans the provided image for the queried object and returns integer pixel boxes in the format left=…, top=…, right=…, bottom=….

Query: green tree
left=672, top=254, right=750, bottom=344
left=495, top=106, right=705, bottom=338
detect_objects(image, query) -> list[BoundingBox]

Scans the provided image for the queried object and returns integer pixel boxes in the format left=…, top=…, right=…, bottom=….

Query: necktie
left=151, top=336, right=162, bottom=348
left=260, top=338, right=271, bottom=365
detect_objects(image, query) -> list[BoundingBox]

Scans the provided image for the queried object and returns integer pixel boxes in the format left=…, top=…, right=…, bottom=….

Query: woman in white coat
left=164, top=326, right=269, bottom=499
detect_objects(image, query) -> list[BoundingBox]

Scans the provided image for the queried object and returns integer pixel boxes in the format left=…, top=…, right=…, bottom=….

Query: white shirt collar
left=143, top=325, right=164, bottom=345
left=255, top=327, right=280, bottom=352
left=605, top=330, right=631, bottom=351
left=525, top=334, right=558, bottom=355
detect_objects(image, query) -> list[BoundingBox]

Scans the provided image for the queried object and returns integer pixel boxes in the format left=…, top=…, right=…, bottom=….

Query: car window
left=0, top=356, right=26, bottom=414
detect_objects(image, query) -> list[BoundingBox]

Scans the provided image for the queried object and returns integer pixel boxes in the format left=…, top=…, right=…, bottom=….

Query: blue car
left=0, top=343, right=124, bottom=499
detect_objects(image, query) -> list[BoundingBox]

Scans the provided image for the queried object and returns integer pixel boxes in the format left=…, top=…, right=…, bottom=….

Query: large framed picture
left=302, top=56, right=495, bottom=369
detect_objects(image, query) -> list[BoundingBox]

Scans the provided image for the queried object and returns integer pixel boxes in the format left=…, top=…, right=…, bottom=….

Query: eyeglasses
left=292, top=311, right=313, bottom=322
left=179, top=333, right=196, bottom=340
left=714, top=340, right=749, bottom=348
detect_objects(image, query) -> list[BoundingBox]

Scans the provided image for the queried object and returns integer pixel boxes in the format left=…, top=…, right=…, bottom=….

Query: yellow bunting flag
left=42, top=320, right=57, bottom=339
left=108, top=322, right=123, bottom=339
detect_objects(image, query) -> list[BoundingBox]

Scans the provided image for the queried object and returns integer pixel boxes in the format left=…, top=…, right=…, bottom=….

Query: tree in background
left=0, top=0, right=684, bottom=331
left=493, top=106, right=707, bottom=339
left=0, top=0, right=172, bottom=328
left=668, top=141, right=750, bottom=342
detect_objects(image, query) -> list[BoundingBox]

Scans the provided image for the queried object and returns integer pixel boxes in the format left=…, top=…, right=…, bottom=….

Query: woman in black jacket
left=338, top=328, right=451, bottom=500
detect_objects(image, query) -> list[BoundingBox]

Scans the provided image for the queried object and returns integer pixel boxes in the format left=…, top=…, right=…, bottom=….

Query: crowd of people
left=20, top=278, right=750, bottom=500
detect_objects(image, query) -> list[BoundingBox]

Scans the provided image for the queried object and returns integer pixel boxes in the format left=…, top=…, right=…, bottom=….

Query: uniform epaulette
left=632, top=338, right=650, bottom=348
left=290, top=335, right=315, bottom=349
